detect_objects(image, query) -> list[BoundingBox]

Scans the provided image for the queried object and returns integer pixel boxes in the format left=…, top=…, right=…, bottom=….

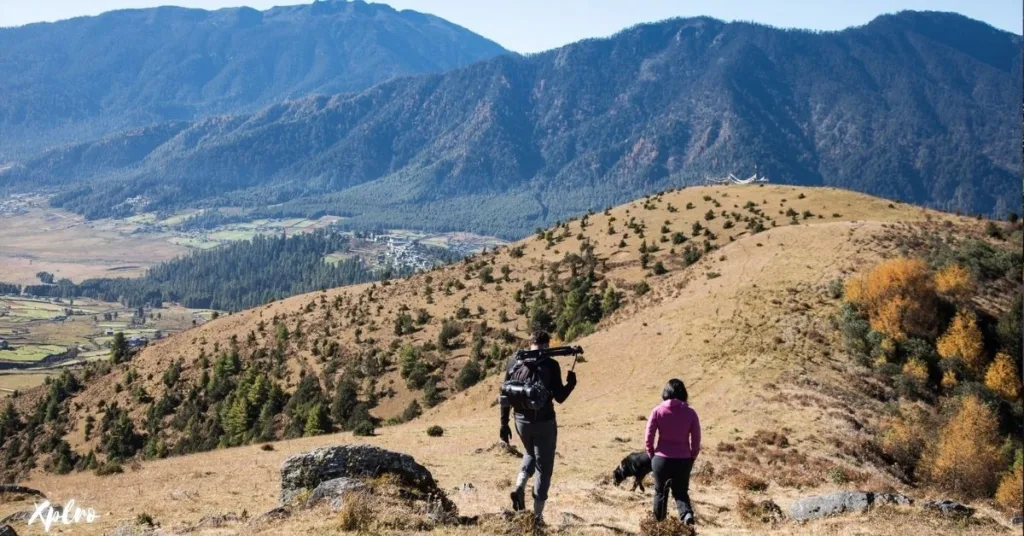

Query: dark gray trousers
left=652, top=456, right=694, bottom=521
left=514, top=419, right=557, bottom=501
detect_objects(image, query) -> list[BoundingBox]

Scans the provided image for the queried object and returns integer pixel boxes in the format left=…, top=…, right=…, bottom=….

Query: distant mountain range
left=0, top=0, right=506, bottom=158
left=2, top=10, right=1020, bottom=238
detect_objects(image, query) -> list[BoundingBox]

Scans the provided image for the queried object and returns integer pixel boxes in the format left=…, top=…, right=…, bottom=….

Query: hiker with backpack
left=498, top=330, right=578, bottom=524
left=645, top=378, right=701, bottom=526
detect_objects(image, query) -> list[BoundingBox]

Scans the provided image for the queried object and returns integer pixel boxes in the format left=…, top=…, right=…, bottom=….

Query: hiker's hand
left=566, top=370, right=577, bottom=388
left=500, top=424, right=512, bottom=444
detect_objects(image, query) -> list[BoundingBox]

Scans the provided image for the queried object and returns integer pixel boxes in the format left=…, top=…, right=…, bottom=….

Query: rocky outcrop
left=789, top=491, right=912, bottom=521
left=279, top=444, right=456, bottom=516
left=790, top=492, right=873, bottom=521
left=922, top=500, right=974, bottom=517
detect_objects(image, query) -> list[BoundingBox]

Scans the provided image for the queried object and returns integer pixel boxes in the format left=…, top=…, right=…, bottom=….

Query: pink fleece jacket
left=645, top=399, right=701, bottom=459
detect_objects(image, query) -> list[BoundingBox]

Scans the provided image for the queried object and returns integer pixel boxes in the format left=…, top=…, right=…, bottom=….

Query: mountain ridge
left=4, top=10, right=1019, bottom=236
left=0, top=0, right=508, bottom=158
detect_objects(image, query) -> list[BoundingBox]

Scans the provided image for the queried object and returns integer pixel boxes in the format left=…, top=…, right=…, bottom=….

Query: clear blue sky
left=1, top=0, right=1020, bottom=52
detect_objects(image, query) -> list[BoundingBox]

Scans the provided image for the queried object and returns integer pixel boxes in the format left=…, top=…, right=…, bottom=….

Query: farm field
left=0, top=294, right=209, bottom=392
left=0, top=196, right=348, bottom=285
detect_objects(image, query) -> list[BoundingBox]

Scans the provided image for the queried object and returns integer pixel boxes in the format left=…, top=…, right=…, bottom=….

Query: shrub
left=634, top=281, right=650, bottom=296
left=984, top=353, right=1022, bottom=401
left=937, top=310, right=987, bottom=375
left=652, top=262, right=667, bottom=275
left=426, top=425, right=444, bottom=437
left=94, top=461, right=124, bottom=476
left=827, top=278, right=844, bottom=299
left=338, top=492, right=375, bottom=531
left=880, top=403, right=932, bottom=473
left=401, top=400, right=423, bottom=422
left=924, top=395, right=1002, bottom=499
left=902, top=358, right=929, bottom=388
left=844, top=258, right=938, bottom=339
left=735, top=496, right=784, bottom=526
left=455, top=360, right=482, bottom=391
left=639, top=513, right=694, bottom=536
left=995, top=451, right=1023, bottom=514
left=136, top=513, right=156, bottom=527
left=934, top=264, right=974, bottom=303
left=731, top=473, right=769, bottom=492
left=437, top=320, right=462, bottom=350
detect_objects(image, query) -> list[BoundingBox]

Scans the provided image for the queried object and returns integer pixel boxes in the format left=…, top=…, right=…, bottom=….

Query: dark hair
left=662, top=379, right=688, bottom=402
left=530, top=330, right=551, bottom=346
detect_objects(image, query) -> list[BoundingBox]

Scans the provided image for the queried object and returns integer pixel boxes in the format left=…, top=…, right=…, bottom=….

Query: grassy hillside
left=1, top=185, right=1020, bottom=534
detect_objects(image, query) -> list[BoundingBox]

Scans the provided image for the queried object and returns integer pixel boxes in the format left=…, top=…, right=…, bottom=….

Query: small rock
left=459, top=483, right=475, bottom=493
left=304, top=477, right=368, bottom=510
left=1010, top=515, right=1022, bottom=526
left=755, top=499, right=785, bottom=524
left=789, top=492, right=872, bottom=521
left=922, top=499, right=974, bottom=517
left=875, top=493, right=913, bottom=506
left=0, top=524, right=17, bottom=536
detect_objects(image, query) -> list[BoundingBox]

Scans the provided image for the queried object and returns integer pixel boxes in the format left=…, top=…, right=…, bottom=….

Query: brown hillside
left=3, top=185, right=1017, bottom=535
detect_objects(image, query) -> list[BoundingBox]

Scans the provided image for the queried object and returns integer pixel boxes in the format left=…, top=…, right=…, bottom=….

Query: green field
left=1, top=298, right=65, bottom=323
left=0, top=344, right=66, bottom=362
left=208, top=229, right=258, bottom=241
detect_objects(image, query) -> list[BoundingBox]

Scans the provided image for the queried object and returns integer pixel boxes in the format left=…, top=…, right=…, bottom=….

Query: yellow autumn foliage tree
left=941, top=370, right=958, bottom=391
left=902, top=358, right=929, bottom=389
left=844, top=258, right=938, bottom=340
left=937, top=310, right=987, bottom=374
left=995, top=453, right=1023, bottom=514
left=924, top=395, right=1002, bottom=499
left=934, top=264, right=975, bottom=303
left=984, top=353, right=1022, bottom=401
left=880, top=402, right=932, bottom=470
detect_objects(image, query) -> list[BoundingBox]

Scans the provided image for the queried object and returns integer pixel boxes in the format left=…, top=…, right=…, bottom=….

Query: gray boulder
left=279, top=444, right=455, bottom=515
left=875, top=493, right=913, bottom=506
left=789, top=492, right=873, bottom=521
left=1010, top=515, right=1022, bottom=526
left=304, top=477, right=369, bottom=510
left=922, top=500, right=974, bottom=517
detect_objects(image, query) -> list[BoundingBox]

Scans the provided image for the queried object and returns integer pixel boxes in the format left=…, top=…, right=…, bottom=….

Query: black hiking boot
left=510, top=488, right=525, bottom=511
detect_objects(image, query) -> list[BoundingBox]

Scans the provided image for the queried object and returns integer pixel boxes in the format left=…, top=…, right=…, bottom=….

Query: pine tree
left=111, top=332, right=129, bottom=364
left=331, top=378, right=360, bottom=425
left=303, top=403, right=330, bottom=437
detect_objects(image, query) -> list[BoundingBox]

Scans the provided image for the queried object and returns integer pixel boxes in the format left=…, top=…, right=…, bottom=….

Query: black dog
left=612, top=451, right=652, bottom=492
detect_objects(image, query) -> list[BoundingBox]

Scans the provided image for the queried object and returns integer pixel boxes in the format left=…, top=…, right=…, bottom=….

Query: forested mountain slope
left=0, top=0, right=507, bottom=158
left=4, top=11, right=1019, bottom=235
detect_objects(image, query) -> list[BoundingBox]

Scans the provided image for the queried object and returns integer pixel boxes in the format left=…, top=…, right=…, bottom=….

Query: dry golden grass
left=0, top=205, right=187, bottom=285
left=3, top=186, right=1010, bottom=535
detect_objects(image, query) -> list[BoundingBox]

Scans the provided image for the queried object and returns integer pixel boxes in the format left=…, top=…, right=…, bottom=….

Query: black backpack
left=500, top=356, right=552, bottom=412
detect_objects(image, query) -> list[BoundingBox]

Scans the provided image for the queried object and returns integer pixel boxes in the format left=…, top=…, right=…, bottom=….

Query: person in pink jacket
left=644, top=378, right=701, bottom=525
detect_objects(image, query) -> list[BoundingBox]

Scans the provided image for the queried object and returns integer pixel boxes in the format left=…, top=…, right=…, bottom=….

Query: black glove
left=500, top=424, right=512, bottom=444
left=566, top=370, right=577, bottom=388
